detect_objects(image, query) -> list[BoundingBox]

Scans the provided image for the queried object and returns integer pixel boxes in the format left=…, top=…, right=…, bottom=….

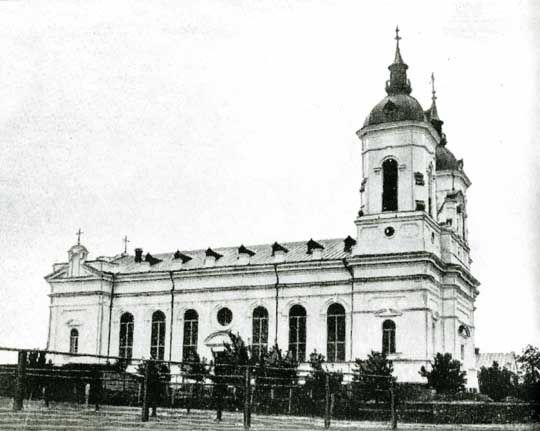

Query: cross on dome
left=76, top=228, right=83, bottom=245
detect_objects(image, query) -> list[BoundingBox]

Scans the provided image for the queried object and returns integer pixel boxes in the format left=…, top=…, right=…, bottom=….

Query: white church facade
left=45, top=31, right=480, bottom=387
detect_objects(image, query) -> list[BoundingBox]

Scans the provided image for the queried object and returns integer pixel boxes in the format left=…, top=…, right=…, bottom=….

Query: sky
left=0, top=0, right=538, bottom=356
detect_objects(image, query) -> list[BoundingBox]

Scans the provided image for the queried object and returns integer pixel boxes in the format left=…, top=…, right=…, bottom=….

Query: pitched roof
left=84, top=238, right=352, bottom=275
left=477, top=352, right=518, bottom=371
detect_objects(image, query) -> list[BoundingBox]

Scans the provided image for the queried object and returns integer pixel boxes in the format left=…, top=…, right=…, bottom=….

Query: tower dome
left=363, top=28, right=425, bottom=127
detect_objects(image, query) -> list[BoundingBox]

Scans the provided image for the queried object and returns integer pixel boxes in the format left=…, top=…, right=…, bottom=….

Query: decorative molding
left=373, top=307, right=403, bottom=318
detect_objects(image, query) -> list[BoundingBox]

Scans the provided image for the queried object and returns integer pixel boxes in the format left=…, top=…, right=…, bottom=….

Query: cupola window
left=382, top=159, right=398, bottom=212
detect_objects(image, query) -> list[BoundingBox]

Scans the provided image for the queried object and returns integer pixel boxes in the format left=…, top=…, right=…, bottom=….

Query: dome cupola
left=364, top=27, right=425, bottom=127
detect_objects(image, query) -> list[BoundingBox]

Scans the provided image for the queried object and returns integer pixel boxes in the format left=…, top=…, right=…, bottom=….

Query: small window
left=217, top=307, right=233, bottom=326
left=150, top=310, right=166, bottom=360
left=119, top=312, right=134, bottom=361
left=446, top=218, right=453, bottom=226
left=460, top=344, right=465, bottom=361
left=183, top=309, right=199, bottom=361
left=382, top=159, right=398, bottom=212
left=382, top=319, right=396, bottom=355
left=289, top=305, right=307, bottom=362
left=415, top=200, right=426, bottom=211
left=414, top=172, right=425, bottom=186
left=69, top=328, right=79, bottom=354
left=252, top=306, right=269, bottom=358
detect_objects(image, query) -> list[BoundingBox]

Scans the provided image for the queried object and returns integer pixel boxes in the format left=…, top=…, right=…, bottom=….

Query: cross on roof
left=76, top=228, right=83, bottom=245
left=123, top=235, right=130, bottom=254
left=431, top=72, right=437, bottom=99
left=395, top=26, right=401, bottom=43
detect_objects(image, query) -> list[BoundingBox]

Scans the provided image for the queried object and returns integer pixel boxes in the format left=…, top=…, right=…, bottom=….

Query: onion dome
left=436, top=136, right=463, bottom=171
left=364, top=27, right=425, bottom=127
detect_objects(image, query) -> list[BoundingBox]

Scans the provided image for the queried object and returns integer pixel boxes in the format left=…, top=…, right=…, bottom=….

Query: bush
left=479, top=361, right=519, bottom=401
left=419, top=353, right=466, bottom=395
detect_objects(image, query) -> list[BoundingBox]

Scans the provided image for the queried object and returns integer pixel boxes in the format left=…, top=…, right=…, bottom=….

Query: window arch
left=382, top=319, right=396, bottom=355
left=150, top=310, right=166, bottom=360
left=289, top=305, right=306, bottom=362
left=183, top=309, right=198, bottom=361
left=327, top=303, right=346, bottom=362
left=119, top=312, right=134, bottom=361
left=69, top=328, right=79, bottom=354
left=382, top=158, right=398, bottom=212
left=252, top=306, right=269, bottom=358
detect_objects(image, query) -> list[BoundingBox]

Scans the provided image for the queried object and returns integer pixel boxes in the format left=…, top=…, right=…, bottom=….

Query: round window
left=217, top=307, right=233, bottom=326
left=384, top=226, right=395, bottom=237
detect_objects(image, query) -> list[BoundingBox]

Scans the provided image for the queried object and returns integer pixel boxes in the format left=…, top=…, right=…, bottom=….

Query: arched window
left=382, top=159, right=398, bottom=212
left=150, top=310, right=166, bottom=360
left=119, top=312, right=134, bottom=361
left=183, top=309, right=198, bottom=361
left=327, top=303, right=346, bottom=362
left=69, top=328, right=79, bottom=354
left=252, top=306, right=269, bottom=358
left=289, top=305, right=306, bottom=362
left=382, top=319, right=396, bottom=355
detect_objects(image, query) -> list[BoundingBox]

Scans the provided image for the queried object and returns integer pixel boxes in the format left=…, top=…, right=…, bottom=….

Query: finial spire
left=393, top=25, right=404, bottom=64
left=76, top=228, right=83, bottom=246
left=386, top=26, right=411, bottom=95
left=431, top=72, right=437, bottom=102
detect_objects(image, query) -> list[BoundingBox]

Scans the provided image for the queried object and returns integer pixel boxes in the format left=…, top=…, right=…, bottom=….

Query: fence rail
left=0, top=346, right=398, bottom=430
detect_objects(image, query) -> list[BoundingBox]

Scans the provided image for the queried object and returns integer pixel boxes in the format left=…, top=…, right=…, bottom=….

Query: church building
left=45, top=30, right=480, bottom=387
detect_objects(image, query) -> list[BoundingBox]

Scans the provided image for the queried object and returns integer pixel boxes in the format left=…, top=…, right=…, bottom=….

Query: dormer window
left=145, top=253, right=162, bottom=266
left=173, top=250, right=192, bottom=264
left=307, top=239, right=324, bottom=259
left=271, top=242, right=289, bottom=263
left=343, top=236, right=357, bottom=253
left=238, top=245, right=255, bottom=265
left=205, top=248, right=223, bottom=267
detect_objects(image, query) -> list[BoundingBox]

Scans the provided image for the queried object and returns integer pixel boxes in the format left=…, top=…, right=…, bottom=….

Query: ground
left=0, top=398, right=538, bottom=431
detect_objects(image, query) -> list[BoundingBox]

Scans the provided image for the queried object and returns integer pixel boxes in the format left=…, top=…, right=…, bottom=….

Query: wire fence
left=0, top=346, right=398, bottom=429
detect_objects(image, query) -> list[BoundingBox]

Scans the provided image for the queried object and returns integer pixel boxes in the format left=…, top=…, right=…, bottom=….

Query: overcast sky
left=0, top=0, right=538, bottom=356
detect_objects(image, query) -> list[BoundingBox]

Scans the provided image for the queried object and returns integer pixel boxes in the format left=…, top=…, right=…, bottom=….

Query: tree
left=516, top=345, right=540, bottom=402
left=352, top=351, right=395, bottom=403
left=181, top=351, right=210, bottom=413
left=478, top=361, right=518, bottom=401
left=304, top=350, right=343, bottom=402
left=419, top=353, right=466, bottom=395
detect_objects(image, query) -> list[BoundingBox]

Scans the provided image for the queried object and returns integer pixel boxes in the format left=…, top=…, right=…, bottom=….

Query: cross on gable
left=123, top=235, right=130, bottom=254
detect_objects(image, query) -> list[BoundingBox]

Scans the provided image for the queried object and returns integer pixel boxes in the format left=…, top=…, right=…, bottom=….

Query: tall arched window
left=252, top=306, right=269, bottom=358
left=69, top=328, right=79, bottom=354
left=289, top=305, right=306, bottom=362
left=382, top=319, right=396, bottom=355
left=119, top=312, right=134, bottom=361
left=150, top=310, right=166, bottom=360
left=183, top=309, right=198, bottom=361
left=382, top=159, right=398, bottom=212
left=327, top=303, right=346, bottom=362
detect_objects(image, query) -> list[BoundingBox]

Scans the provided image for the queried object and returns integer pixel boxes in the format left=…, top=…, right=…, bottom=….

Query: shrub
left=419, top=353, right=466, bottom=395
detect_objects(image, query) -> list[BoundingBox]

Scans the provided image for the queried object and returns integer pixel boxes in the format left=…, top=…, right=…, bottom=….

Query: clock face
left=384, top=226, right=395, bottom=237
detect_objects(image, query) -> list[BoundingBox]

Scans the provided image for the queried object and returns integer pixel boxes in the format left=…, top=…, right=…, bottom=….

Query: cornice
left=357, top=120, right=440, bottom=144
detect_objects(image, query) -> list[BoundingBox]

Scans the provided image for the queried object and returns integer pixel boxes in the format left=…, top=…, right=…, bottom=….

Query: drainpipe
left=106, top=273, right=116, bottom=357
left=169, top=271, right=176, bottom=362
left=273, top=264, right=280, bottom=346
left=342, top=258, right=354, bottom=361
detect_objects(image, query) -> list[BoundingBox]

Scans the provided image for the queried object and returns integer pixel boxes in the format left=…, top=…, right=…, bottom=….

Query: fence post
left=390, top=380, right=397, bottom=430
left=13, top=350, right=27, bottom=411
left=243, top=366, right=251, bottom=429
left=141, top=361, right=150, bottom=422
left=324, top=372, right=331, bottom=429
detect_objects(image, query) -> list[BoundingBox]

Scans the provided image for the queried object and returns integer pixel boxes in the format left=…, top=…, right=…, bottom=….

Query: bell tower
left=353, top=29, right=440, bottom=256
